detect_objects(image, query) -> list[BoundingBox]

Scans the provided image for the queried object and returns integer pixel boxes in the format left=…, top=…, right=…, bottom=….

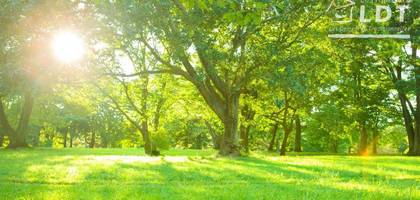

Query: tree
left=0, top=1, right=35, bottom=148
left=97, top=0, right=331, bottom=156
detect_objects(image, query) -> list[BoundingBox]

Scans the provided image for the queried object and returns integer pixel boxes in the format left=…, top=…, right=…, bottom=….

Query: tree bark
left=58, top=127, right=68, bottom=148
left=388, top=64, right=416, bottom=155
left=239, top=103, right=255, bottom=153
left=400, top=95, right=415, bottom=155
left=139, top=64, right=159, bottom=156
left=0, top=99, right=15, bottom=147
left=69, top=126, right=75, bottom=148
left=280, top=92, right=295, bottom=156
left=239, top=124, right=249, bottom=153
left=69, top=135, right=73, bottom=148
left=268, top=123, right=278, bottom=151
left=140, top=30, right=242, bottom=156
left=372, top=130, right=379, bottom=155
left=141, top=120, right=157, bottom=155
left=220, top=94, right=240, bottom=156
left=294, top=115, right=302, bottom=152
left=413, top=44, right=420, bottom=156
left=358, top=122, right=368, bottom=155
left=275, top=130, right=281, bottom=152
left=280, top=128, right=292, bottom=156
left=331, top=139, right=339, bottom=153
left=89, top=131, right=95, bottom=148
left=153, top=82, right=166, bottom=132
left=0, top=130, right=4, bottom=147
left=0, top=91, right=34, bottom=149
left=63, top=130, right=67, bottom=148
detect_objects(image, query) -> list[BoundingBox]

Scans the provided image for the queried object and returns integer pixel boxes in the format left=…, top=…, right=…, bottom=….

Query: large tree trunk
left=400, top=96, right=415, bottom=155
left=268, top=123, right=278, bottom=151
left=141, top=121, right=157, bottom=156
left=220, top=94, right=240, bottom=156
left=1, top=92, right=34, bottom=148
left=8, top=131, right=28, bottom=148
left=294, top=115, right=302, bottom=152
left=413, top=44, right=420, bottom=156
left=358, top=122, right=368, bottom=155
left=389, top=64, right=416, bottom=155
left=13, top=92, right=34, bottom=148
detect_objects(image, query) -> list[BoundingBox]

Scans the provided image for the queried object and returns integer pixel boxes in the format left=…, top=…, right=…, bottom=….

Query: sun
left=51, top=31, right=85, bottom=63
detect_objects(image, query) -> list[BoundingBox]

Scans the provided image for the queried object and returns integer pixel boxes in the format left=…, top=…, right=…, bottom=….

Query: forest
left=0, top=1, right=419, bottom=199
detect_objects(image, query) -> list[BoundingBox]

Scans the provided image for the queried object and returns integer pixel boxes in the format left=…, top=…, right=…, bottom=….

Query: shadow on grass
left=65, top=157, right=417, bottom=199
left=0, top=149, right=419, bottom=199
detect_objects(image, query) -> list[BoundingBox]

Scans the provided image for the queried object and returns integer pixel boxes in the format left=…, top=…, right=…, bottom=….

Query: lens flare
left=51, top=31, right=85, bottom=63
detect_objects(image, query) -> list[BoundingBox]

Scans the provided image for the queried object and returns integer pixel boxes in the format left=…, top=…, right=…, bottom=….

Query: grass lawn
left=0, top=148, right=419, bottom=200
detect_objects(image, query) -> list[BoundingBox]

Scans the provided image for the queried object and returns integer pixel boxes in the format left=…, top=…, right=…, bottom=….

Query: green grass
left=0, top=148, right=419, bottom=200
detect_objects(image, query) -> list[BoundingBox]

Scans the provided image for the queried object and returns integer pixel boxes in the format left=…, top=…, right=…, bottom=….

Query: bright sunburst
left=51, top=31, right=85, bottom=63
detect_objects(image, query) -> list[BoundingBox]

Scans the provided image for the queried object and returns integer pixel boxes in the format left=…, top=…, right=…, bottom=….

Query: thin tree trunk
left=63, top=131, right=67, bottom=148
left=239, top=124, right=252, bottom=153
left=89, top=131, right=95, bottom=148
left=205, top=121, right=221, bottom=149
left=59, top=127, right=68, bottom=148
left=239, top=103, right=255, bottom=153
left=294, top=115, right=302, bottom=152
left=280, top=128, right=291, bottom=156
left=275, top=129, right=281, bottom=152
left=268, top=123, right=278, bottom=151
left=104, top=86, right=158, bottom=155
left=239, top=124, right=248, bottom=153
left=372, top=130, right=379, bottom=155
left=69, top=135, right=73, bottom=148
left=330, top=138, right=338, bottom=153
left=153, top=82, right=166, bottom=131
left=358, top=122, right=368, bottom=155
left=280, top=92, right=294, bottom=156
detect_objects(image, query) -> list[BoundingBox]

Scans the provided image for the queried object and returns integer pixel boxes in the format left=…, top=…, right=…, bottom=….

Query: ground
left=0, top=148, right=419, bottom=200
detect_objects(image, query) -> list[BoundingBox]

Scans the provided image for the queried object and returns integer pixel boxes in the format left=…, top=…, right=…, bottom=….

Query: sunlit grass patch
left=0, top=148, right=419, bottom=200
